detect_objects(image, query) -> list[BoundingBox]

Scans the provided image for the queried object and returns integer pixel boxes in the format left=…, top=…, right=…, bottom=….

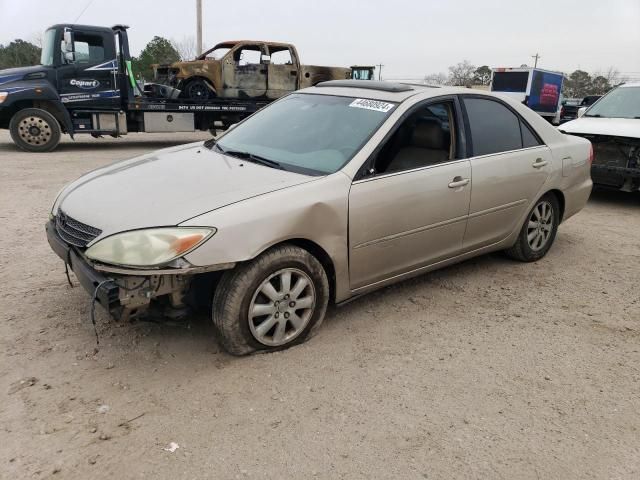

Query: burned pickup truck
left=559, top=83, right=640, bottom=192
left=154, top=40, right=351, bottom=100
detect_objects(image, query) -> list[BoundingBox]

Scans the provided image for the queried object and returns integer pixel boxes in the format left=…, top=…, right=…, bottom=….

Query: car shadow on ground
left=588, top=186, right=640, bottom=208
left=102, top=252, right=505, bottom=358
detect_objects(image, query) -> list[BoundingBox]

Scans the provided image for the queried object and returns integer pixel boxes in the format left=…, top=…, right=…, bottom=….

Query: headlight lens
left=0, top=92, right=7, bottom=104
left=85, top=227, right=215, bottom=267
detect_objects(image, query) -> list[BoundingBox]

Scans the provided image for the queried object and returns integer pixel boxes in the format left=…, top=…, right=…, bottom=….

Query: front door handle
left=448, top=176, right=470, bottom=188
left=533, top=158, right=548, bottom=169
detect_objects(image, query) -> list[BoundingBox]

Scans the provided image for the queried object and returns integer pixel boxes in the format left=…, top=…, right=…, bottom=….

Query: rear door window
left=520, top=121, right=541, bottom=148
left=463, top=97, right=523, bottom=156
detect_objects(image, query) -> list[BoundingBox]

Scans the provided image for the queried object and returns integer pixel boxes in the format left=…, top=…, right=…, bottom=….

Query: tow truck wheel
left=9, top=108, right=61, bottom=153
left=184, top=79, right=215, bottom=101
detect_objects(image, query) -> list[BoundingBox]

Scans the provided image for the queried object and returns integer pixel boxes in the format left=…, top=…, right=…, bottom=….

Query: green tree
left=131, top=36, right=180, bottom=81
left=473, top=65, right=492, bottom=86
left=590, top=75, right=611, bottom=95
left=0, top=39, right=41, bottom=69
left=564, top=70, right=592, bottom=98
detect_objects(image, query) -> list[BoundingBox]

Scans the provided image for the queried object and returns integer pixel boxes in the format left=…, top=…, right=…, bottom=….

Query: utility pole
left=196, top=0, right=203, bottom=56
left=376, top=63, right=384, bottom=81
left=531, top=53, right=541, bottom=68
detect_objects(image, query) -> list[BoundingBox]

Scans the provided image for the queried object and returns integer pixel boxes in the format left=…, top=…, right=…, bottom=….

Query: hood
left=56, top=142, right=315, bottom=238
left=559, top=117, right=640, bottom=138
left=0, top=65, right=47, bottom=86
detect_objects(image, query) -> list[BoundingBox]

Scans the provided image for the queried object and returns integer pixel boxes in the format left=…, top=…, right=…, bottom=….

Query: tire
left=212, top=244, right=330, bottom=356
left=9, top=108, right=61, bottom=153
left=505, top=193, right=560, bottom=262
left=183, top=79, right=215, bottom=101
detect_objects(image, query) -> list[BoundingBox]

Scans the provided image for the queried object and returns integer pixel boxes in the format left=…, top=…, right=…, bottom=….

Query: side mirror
left=261, top=55, right=271, bottom=65
left=63, top=28, right=74, bottom=53
left=577, top=107, right=587, bottom=118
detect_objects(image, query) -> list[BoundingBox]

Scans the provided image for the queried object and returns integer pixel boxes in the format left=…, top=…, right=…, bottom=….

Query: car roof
left=619, top=81, right=640, bottom=88
left=302, top=80, right=489, bottom=103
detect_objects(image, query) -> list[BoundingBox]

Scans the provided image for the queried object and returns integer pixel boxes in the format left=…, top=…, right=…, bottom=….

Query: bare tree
left=171, top=36, right=198, bottom=61
left=448, top=60, right=476, bottom=86
left=423, top=72, right=448, bottom=86
left=32, top=32, right=43, bottom=48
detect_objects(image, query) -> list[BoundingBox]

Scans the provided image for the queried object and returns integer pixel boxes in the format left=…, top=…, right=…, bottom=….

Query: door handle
left=532, top=158, right=548, bottom=169
left=448, top=176, right=470, bottom=188
left=290, top=70, right=297, bottom=76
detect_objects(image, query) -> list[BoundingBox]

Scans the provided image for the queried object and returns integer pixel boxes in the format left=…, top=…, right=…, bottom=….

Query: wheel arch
left=256, top=238, right=337, bottom=304
left=4, top=99, right=74, bottom=136
left=180, top=76, right=217, bottom=94
left=546, top=188, right=566, bottom=223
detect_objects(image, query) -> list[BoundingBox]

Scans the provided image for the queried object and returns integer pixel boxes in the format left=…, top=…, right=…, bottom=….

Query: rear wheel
left=212, top=245, right=329, bottom=355
left=9, top=108, right=61, bottom=152
left=506, top=193, right=560, bottom=262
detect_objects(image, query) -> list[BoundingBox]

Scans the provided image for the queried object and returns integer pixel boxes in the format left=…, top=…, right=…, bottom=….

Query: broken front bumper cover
left=46, top=220, right=119, bottom=310
left=46, top=220, right=236, bottom=318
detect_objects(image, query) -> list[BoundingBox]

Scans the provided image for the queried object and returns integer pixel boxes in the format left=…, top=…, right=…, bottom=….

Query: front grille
left=55, top=211, right=102, bottom=248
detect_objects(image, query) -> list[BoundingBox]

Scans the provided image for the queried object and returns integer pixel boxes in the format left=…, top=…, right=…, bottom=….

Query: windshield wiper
left=216, top=146, right=284, bottom=170
left=584, top=113, right=603, bottom=118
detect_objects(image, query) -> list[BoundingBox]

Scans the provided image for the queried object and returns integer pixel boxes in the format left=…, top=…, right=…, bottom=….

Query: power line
left=74, top=0, right=95, bottom=23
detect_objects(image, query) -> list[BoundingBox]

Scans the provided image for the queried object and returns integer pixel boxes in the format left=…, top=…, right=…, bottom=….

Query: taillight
left=588, top=144, right=594, bottom=165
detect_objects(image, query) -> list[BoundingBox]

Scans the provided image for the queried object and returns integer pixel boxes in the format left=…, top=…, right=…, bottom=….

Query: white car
left=559, top=82, right=640, bottom=192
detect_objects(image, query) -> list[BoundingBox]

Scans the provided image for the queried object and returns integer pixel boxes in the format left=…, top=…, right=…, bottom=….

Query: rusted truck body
left=154, top=40, right=351, bottom=100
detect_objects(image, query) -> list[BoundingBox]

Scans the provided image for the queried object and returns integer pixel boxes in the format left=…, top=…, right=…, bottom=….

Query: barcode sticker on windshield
left=349, top=98, right=395, bottom=113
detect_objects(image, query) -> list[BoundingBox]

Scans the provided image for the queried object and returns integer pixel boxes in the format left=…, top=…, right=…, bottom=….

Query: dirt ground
left=0, top=131, right=639, bottom=480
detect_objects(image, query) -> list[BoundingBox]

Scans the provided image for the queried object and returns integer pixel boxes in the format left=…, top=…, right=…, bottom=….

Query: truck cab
left=155, top=40, right=351, bottom=101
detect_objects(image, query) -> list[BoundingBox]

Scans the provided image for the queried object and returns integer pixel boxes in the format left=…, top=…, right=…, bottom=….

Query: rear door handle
left=533, top=158, right=548, bottom=168
left=448, top=176, right=470, bottom=188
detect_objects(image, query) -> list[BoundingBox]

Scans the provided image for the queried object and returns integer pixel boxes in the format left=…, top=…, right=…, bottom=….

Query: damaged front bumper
left=589, top=136, right=640, bottom=191
left=46, top=220, right=233, bottom=320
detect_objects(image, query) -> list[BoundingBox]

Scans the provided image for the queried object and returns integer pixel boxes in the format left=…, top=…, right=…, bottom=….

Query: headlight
left=85, top=227, right=215, bottom=267
left=0, top=92, right=8, bottom=104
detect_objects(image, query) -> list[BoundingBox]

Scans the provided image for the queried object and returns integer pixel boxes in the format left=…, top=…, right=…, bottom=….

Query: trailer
left=0, top=24, right=270, bottom=152
left=490, top=67, right=564, bottom=125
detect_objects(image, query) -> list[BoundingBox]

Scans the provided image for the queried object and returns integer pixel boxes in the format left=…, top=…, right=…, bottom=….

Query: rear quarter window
left=463, top=97, right=523, bottom=156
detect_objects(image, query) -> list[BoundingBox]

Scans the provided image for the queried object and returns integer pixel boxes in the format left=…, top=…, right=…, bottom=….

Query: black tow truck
left=0, top=24, right=269, bottom=152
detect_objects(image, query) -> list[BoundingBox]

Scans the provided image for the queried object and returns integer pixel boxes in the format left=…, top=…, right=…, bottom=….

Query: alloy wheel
left=248, top=268, right=316, bottom=347
left=527, top=201, right=554, bottom=251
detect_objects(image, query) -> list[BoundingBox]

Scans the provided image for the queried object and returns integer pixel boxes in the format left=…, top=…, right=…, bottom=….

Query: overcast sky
left=1, top=0, right=639, bottom=80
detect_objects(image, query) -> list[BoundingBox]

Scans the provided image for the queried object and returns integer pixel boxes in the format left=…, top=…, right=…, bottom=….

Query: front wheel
left=212, top=245, right=330, bottom=355
left=505, top=193, right=560, bottom=262
left=183, top=79, right=215, bottom=101
left=9, top=108, right=61, bottom=152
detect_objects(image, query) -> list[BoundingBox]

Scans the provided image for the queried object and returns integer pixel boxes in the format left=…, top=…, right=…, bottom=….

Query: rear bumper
left=46, top=220, right=119, bottom=310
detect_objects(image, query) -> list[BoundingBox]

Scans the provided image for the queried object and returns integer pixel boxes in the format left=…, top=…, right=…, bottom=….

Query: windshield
left=585, top=86, right=640, bottom=119
left=213, top=94, right=396, bottom=175
left=201, top=47, right=231, bottom=60
left=40, top=28, right=57, bottom=66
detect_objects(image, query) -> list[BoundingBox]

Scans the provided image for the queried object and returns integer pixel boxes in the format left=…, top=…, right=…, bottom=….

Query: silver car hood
left=559, top=117, right=640, bottom=138
left=55, top=142, right=314, bottom=239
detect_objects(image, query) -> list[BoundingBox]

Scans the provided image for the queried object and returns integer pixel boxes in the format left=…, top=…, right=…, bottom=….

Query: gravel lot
left=1, top=131, right=639, bottom=480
